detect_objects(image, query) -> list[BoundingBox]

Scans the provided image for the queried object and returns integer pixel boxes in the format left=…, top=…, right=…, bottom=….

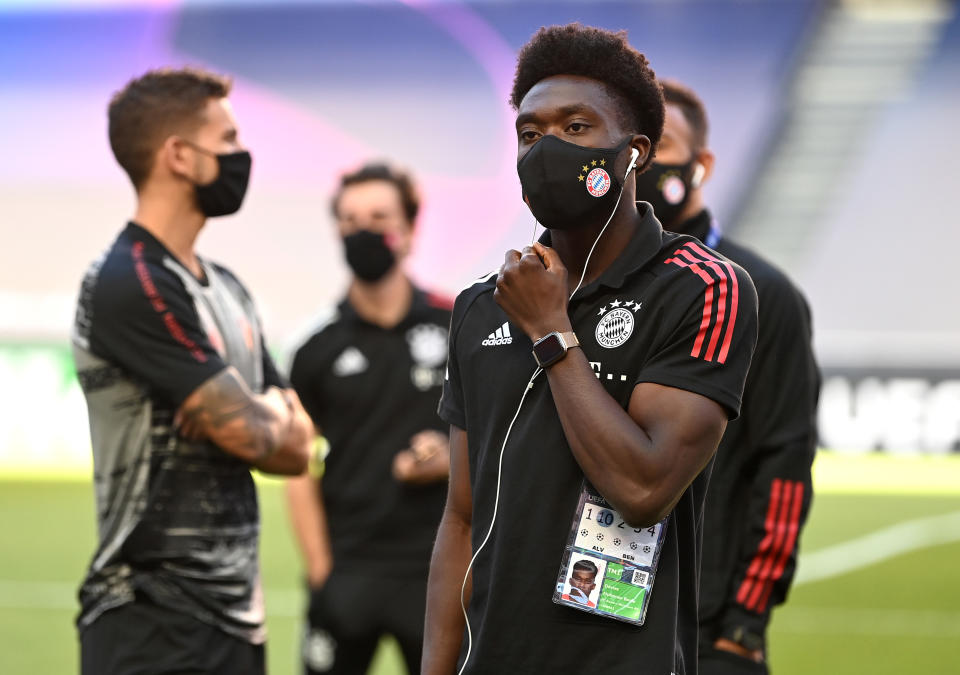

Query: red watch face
left=534, top=333, right=566, bottom=367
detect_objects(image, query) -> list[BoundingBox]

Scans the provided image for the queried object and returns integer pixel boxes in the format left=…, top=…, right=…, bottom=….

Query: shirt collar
left=125, top=221, right=210, bottom=286
left=338, top=281, right=429, bottom=328
left=125, top=221, right=168, bottom=259
left=671, top=208, right=713, bottom=244
left=539, top=202, right=665, bottom=302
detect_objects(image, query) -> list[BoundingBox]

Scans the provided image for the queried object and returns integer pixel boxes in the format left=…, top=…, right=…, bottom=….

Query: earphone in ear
left=691, top=162, right=706, bottom=189
left=628, top=147, right=640, bottom=172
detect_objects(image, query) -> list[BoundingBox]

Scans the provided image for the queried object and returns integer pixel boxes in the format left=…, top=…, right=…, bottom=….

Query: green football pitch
left=1, top=454, right=958, bottom=674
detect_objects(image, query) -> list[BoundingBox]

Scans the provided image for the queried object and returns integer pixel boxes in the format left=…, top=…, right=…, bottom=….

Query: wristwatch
left=532, top=331, right=580, bottom=368
left=723, top=625, right=765, bottom=653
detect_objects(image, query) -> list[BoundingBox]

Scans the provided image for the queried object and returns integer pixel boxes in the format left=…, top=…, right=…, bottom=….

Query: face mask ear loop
left=568, top=150, right=640, bottom=301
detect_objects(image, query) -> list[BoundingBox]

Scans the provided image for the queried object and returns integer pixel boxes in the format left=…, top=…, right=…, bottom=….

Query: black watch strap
left=723, top=625, right=765, bottom=652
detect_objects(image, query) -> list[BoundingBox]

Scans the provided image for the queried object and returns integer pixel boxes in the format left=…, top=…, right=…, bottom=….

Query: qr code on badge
left=631, top=570, right=650, bottom=586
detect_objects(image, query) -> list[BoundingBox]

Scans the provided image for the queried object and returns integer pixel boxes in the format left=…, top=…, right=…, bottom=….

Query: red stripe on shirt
left=664, top=253, right=716, bottom=358
left=685, top=242, right=740, bottom=364
left=746, top=480, right=796, bottom=610
left=674, top=247, right=728, bottom=361
left=736, top=479, right=784, bottom=606
left=132, top=241, right=208, bottom=363
left=755, top=481, right=805, bottom=612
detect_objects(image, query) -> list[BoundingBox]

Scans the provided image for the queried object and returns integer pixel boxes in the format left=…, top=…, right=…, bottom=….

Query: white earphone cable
left=457, top=365, right=542, bottom=675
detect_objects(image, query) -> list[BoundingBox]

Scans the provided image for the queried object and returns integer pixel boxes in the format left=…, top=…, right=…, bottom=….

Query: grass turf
left=0, top=466, right=957, bottom=674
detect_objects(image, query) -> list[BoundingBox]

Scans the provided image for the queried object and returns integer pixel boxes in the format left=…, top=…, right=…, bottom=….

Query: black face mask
left=343, top=230, right=396, bottom=282
left=517, top=135, right=632, bottom=230
left=635, top=159, right=697, bottom=229
left=187, top=144, right=252, bottom=217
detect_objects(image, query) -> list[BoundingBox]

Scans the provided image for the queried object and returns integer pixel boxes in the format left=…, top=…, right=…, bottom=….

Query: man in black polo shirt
left=423, top=25, right=758, bottom=675
left=73, top=67, right=313, bottom=675
left=636, top=80, right=819, bottom=675
left=287, top=163, right=451, bottom=674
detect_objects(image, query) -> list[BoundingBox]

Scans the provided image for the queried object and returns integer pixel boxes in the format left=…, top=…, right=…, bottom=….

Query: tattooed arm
left=175, top=367, right=313, bottom=475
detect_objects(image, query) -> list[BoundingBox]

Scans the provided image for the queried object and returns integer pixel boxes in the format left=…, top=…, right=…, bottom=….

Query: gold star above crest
left=591, top=160, right=597, bottom=166
left=600, top=158, right=606, bottom=166
left=578, top=174, right=585, bottom=181
left=582, top=165, right=589, bottom=173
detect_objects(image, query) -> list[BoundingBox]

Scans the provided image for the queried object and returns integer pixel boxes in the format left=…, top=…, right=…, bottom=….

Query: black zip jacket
left=681, top=210, right=819, bottom=650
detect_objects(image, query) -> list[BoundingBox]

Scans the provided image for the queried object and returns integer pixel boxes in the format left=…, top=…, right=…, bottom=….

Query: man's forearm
left=422, top=512, right=472, bottom=675
left=724, top=435, right=815, bottom=619
left=176, top=369, right=310, bottom=475
left=543, top=347, right=724, bottom=527
left=544, top=349, right=659, bottom=518
left=253, top=390, right=313, bottom=475
left=286, top=472, right=333, bottom=585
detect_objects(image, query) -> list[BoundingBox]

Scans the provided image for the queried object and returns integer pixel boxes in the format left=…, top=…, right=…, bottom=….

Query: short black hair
left=510, top=23, right=664, bottom=171
left=330, top=162, right=421, bottom=227
left=109, top=67, right=232, bottom=189
left=572, top=559, right=598, bottom=578
left=660, top=79, right=709, bottom=151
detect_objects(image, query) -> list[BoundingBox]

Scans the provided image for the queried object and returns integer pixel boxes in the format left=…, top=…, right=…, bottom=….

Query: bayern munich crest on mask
left=596, top=306, right=635, bottom=348
left=585, top=168, right=611, bottom=197
left=661, top=174, right=686, bottom=205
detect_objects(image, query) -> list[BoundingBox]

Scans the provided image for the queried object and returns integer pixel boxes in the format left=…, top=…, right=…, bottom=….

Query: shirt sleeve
left=89, top=250, right=227, bottom=409
left=636, top=252, right=759, bottom=419
left=437, top=294, right=467, bottom=431
left=719, top=281, right=819, bottom=633
left=289, top=337, right=325, bottom=428
left=261, top=336, right=288, bottom=390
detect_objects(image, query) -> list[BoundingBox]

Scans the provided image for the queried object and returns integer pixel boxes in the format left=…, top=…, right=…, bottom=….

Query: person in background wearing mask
left=287, top=163, right=451, bottom=675
left=636, top=79, right=819, bottom=675
left=72, top=67, right=313, bottom=675
left=423, top=24, right=758, bottom=674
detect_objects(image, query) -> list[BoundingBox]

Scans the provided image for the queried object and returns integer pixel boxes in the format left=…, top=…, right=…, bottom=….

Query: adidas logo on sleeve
left=481, top=322, right=513, bottom=347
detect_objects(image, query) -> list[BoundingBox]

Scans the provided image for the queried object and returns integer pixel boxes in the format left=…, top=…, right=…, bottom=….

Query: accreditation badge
left=552, top=481, right=668, bottom=626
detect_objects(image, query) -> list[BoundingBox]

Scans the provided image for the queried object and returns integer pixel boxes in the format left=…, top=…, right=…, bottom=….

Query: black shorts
left=80, top=600, right=265, bottom=675
left=302, top=572, right=427, bottom=675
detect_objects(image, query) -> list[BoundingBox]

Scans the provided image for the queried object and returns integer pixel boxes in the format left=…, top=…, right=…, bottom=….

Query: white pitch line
left=774, top=606, right=960, bottom=637
left=794, top=509, right=960, bottom=586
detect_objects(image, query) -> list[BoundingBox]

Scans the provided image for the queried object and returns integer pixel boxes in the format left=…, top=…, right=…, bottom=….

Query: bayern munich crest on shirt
left=595, top=299, right=642, bottom=349
left=585, top=167, right=611, bottom=197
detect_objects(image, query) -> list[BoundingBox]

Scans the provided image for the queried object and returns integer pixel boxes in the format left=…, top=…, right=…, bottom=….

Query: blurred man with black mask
left=287, top=163, right=452, bottom=675
left=73, top=67, right=313, bottom=675
left=637, top=79, right=819, bottom=675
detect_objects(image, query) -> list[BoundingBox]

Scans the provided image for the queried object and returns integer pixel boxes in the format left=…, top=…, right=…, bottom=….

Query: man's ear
left=161, top=136, right=193, bottom=180
left=629, top=134, right=652, bottom=170
left=692, top=148, right=715, bottom=188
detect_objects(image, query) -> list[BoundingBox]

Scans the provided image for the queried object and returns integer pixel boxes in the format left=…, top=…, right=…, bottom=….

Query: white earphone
left=628, top=147, right=640, bottom=173
left=691, top=162, right=706, bottom=188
